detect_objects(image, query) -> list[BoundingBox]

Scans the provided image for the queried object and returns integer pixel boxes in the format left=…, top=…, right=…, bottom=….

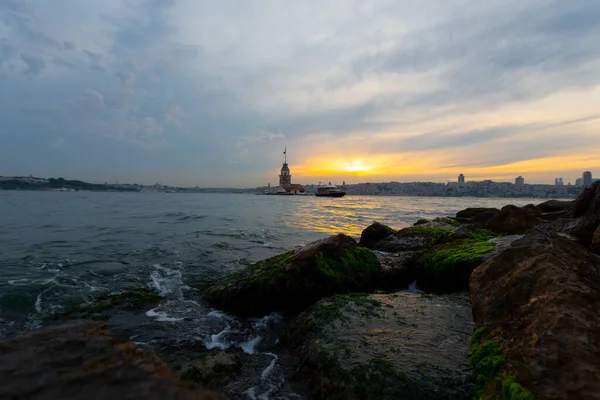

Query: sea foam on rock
left=203, top=234, right=382, bottom=317
left=470, top=231, right=600, bottom=400
left=286, top=292, right=473, bottom=400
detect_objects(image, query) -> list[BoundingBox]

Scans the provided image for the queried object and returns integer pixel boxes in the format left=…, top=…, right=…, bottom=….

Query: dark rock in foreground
left=484, top=204, right=542, bottom=234
left=470, top=231, right=600, bottom=400
left=287, top=292, right=473, bottom=400
left=203, top=234, right=382, bottom=316
left=358, top=222, right=396, bottom=248
left=0, top=320, right=225, bottom=400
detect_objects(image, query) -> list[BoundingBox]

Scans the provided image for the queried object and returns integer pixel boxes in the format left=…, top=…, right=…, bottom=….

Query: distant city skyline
left=1, top=1, right=599, bottom=187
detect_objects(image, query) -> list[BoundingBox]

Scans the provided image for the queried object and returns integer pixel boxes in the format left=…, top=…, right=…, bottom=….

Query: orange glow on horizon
left=287, top=152, right=600, bottom=182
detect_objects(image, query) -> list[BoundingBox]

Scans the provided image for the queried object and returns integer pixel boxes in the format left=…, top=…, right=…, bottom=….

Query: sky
left=1, top=0, right=599, bottom=187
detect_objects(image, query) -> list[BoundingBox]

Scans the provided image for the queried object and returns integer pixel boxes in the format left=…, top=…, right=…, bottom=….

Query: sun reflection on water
left=274, top=195, right=546, bottom=238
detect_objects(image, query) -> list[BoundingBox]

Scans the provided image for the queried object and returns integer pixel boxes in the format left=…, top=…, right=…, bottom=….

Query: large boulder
left=455, top=207, right=499, bottom=223
left=375, top=251, right=418, bottom=291
left=358, top=222, right=396, bottom=248
left=203, top=234, right=382, bottom=316
left=372, top=226, right=453, bottom=253
left=537, top=199, right=573, bottom=213
left=593, top=225, right=600, bottom=255
left=470, top=231, right=600, bottom=400
left=484, top=204, right=542, bottom=234
left=414, top=231, right=498, bottom=294
left=0, top=320, right=225, bottom=400
left=568, top=181, right=600, bottom=244
left=286, top=292, right=473, bottom=400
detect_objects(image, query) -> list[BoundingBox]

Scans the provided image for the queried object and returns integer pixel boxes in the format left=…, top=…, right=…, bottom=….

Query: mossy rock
left=471, top=327, right=534, bottom=400
left=415, top=236, right=496, bottom=293
left=373, top=226, right=454, bottom=253
left=203, top=234, right=382, bottom=317
left=358, top=222, right=396, bottom=249
left=287, top=292, right=473, bottom=399
left=48, top=288, right=163, bottom=321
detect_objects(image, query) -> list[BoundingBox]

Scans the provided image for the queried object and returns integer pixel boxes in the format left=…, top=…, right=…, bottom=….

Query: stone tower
left=279, top=147, right=291, bottom=187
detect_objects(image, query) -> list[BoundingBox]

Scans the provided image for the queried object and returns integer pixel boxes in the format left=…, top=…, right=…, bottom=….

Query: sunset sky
left=1, top=0, right=599, bottom=187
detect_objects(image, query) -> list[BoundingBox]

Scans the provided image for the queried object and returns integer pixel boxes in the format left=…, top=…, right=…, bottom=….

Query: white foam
left=7, top=278, right=29, bottom=285
left=207, top=310, right=227, bottom=318
left=241, top=336, right=263, bottom=354
left=149, top=264, right=189, bottom=299
left=146, top=308, right=184, bottom=322
left=204, top=326, right=236, bottom=350
left=34, top=293, right=43, bottom=313
left=261, top=352, right=278, bottom=380
left=243, top=387, right=257, bottom=400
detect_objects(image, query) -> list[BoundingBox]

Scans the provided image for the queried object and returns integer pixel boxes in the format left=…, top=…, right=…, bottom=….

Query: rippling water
left=0, top=191, right=541, bottom=398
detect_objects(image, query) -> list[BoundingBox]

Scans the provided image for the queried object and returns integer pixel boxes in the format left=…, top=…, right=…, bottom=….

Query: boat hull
left=315, top=192, right=346, bottom=198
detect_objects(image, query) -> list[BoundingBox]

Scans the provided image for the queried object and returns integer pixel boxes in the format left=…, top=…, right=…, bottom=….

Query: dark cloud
left=20, top=53, right=45, bottom=75
left=0, top=0, right=599, bottom=185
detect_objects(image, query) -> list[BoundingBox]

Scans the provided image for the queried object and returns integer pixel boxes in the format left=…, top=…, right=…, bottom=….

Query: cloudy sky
left=1, top=0, right=599, bottom=187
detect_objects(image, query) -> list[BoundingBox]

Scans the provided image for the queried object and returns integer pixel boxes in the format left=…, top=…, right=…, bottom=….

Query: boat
left=315, top=183, right=346, bottom=198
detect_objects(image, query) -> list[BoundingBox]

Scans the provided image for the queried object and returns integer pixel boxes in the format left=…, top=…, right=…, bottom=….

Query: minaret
left=279, top=147, right=291, bottom=188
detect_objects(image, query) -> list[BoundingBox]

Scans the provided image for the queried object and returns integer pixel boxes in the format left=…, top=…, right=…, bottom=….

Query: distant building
left=575, top=177, right=583, bottom=187
left=583, top=171, right=593, bottom=186
left=277, top=147, right=305, bottom=194
left=515, top=176, right=525, bottom=185
left=458, top=174, right=465, bottom=183
left=554, top=177, right=564, bottom=186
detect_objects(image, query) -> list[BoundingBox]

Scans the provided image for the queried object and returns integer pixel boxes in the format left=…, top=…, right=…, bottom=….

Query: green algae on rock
left=287, top=292, right=473, bottom=400
left=358, top=222, right=396, bottom=248
left=470, top=327, right=534, bottom=400
left=415, top=237, right=496, bottom=294
left=203, top=234, right=382, bottom=317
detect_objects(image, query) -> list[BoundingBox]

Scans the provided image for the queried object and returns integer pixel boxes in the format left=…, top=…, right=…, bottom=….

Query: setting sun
left=344, top=162, right=371, bottom=173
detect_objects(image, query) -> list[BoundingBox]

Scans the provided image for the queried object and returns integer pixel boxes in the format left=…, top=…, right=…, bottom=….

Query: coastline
left=2, top=183, right=598, bottom=399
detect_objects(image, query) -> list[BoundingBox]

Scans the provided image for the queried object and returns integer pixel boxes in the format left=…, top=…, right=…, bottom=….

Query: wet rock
left=373, top=226, right=453, bottom=253
left=287, top=292, right=473, bottom=400
left=203, top=234, right=382, bottom=316
left=0, top=320, right=225, bottom=400
left=52, top=288, right=163, bottom=321
left=593, top=225, right=600, bottom=255
left=484, top=204, right=542, bottom=234
left=414, top=232, right=497, bottom=294
left=538, top=210, right=569, bottom=221
left=521, top=203, right=543, bottom=216
left=419, top=217, right=459, bottom=229
left=470, top=231, right=600, bottom=400
left=376, top=251, right=418, bottom=291
left=413, top=219, right=430, bottom=226
left=537, top=199, right=573, bottom=213
left=358, top=222, right=396, bottom=249
left=566, top=181, right=600, bottom=244
left=180, top=351, right=242, bottom=388
left=455, top=207, right=499, bottom=223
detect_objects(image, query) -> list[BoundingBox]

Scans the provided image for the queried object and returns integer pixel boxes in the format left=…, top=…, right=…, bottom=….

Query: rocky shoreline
left=2, top=182, right=599, bottom=399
